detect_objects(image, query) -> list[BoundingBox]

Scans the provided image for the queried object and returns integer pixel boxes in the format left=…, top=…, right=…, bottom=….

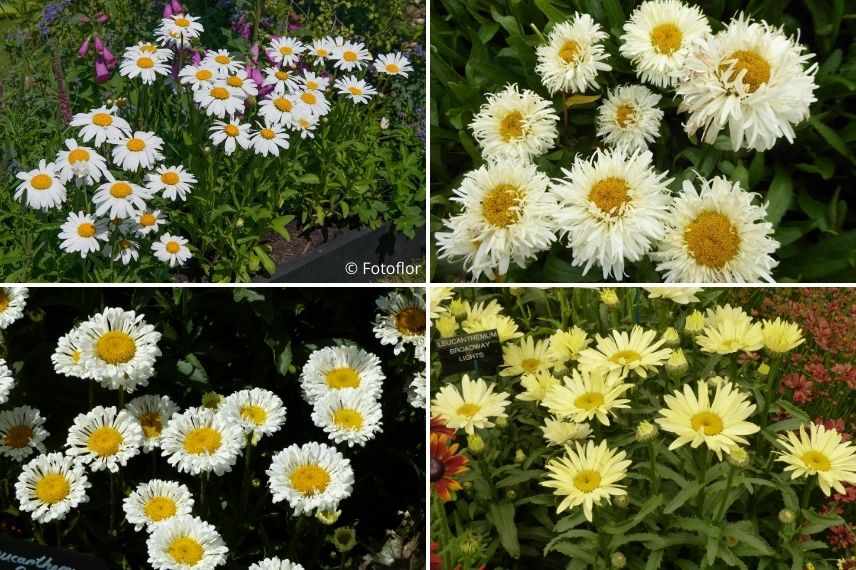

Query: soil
left=265, top=221, right=347, bottom=265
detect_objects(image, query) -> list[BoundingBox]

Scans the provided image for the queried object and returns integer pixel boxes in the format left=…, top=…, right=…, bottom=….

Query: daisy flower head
left=260, top=93, right=299, bottom=126
left=14, top=160, right=66, bottom=211
left=299, top=71, right=330, bottom=92
left=146, top=164, right=197, bottom=201
left=179, top=64, right=219, bottom=91
left=77, top=306, right=162, bottom=391
left=470, top=83, right=559, bottom=161
left=153, top=233, right=192, bottom=268
left=408, top=371, right=427, bottom=409
left=204, top=48, right=244, bottom=75
left=310, top=390, right=383, bottom=448
left=309, top=37, right=336, bottom=62
left=335, top=75, right=378, bottom=104
left=596, top=85, right=664, bottom=152
left=71, top=106, right=132, bottom=146
left=134, top=209, right=167, bottom=236
left=578, top=325, right=672, bottom=379
left=250, top=558, right=305, bottom=570
left=550, top=148, right=673, bottom=280
left=517, top=370, right=560, bottom=402
left=695, top=304, right=763, bottom=354
left=289, top=108, right=318, bottom=139
left=251, top=121, right=291, bottom=157
left=332, top=40, right=372, bottom=71
left=119, top=50, right=170, bottom=84
left=107, top=238, right=141, bottom=266
left=645, top=287, right=703, bottom=304
left=372, top=290, right=426, bottom=355
left=93, top=177, right=151, bottom=219
left=300, top=345, right=385, bottom=405
left=221, top=388, right=287, bottom=441
left=263, top=66, right=301, bottom=94
left=266, top=442, right=355, bottom=515
left=268, top=36, right=305, bottom=67
left=112, top=130, right=164, bottom=172
left=542, top=368, right=632, bottom=426
left=147, top=515, right=228, bottom=570
left=58, top=211, right=109, bottom=258
left=542, top=417, right=592, bottom=447
left=761, top=318, right=804, bottom=354
left=52, top=326, right=87, bottom=379
left=431, top=375, right=511, bottom=435
left=776, top=423, right=856, bottom=496
left=0, top=287, right=28, bottom=330
left=677, top=14, right=818, bottom=151
left=0, top=406, right=48, bottom=462
left=209, top=119, right=252, bottom=155
left=294, top=88, right=331, bottom=117
left=224, top=69, right=259, bottom=99
left=435, top=159, right=558, bottom=280
left=123, top=479, right=194, bottom=532
left=656, top=378, right=760, bottom=460
left=619, top=0, right=711, bottom=88
left=124, top=41, right=173, bottom=62
left=500, top=335, right=556, bottom=377
left=194, top=82, right=245, bottom=119
left=125, top=394, right=180, bottom=452
left=653, top=175, right=779, bottom=282
left=548, top=326, right=590, bottom=368
left=55, top=138, right=109, bottom=185
left=160, top=407, right=243, bottom=476
left=158, top=13, right=204, bottom=48
left=374, top=52, right=413, bottom=77
left=541, top=440, right=631, bottom=521
left=536, top=14, right=612, bottom=94
left=66, top=405, right=144, bottom=472
left=15, top=452, right=90, bottom=523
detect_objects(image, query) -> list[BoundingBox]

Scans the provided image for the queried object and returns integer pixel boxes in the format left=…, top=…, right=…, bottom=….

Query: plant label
left=0, top=536, right=109, bottom=570
left=435, top=329, right=501, bottom=375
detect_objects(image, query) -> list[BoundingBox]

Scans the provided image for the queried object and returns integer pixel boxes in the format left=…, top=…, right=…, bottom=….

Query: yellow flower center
left=30, top=174, right=53, bottom=190
left=92, top=113, right=113, bottom=127
left=96, top=330, right=136, bottom=363
left=348, top=86, right=363, bottom=96
left=332, top=408, right=364, bottom=431
left=110, top=182, right=133, bottom=198
left=343, top=50, right=358, bottom=62
left=684, top=211, right=741, bottom=268
left=280, top=46, right=294, bottom=55
left=4, top=425, right=33, bottom=448
left=127, top=138, right=146, bottom=152
left=521, top=358, right=541, bottom=373
left=609, top=350, right=640, bottom=365
left=260, top=128, right=276, bottom=140
left=721, top=50, right=771, bottom=92
left=87, top=426, right=123, bottom=457
left=139, top=412, right=163, bottom=439
left=802, top=450, right=832, bottom=472
left=224, top=124, right=240, bottom=137
left=77, top=223, right=97, bottom=238
left=573, top=469, right=602, bottom=493
left=316, top=48, right=329, bottom=57
left=298, top=119, right=310, bottom=129
left=325, top=367, right=361, bottom=389
left=306, top=80, right=319, bottom=90
left=559, top=40, right=581, bottom=64
left=210, top=87, right=230, bottom=100
left=240, top=404, right=268, bottom=426
left=482, top=183, right=523, bottom=228
left=274, top=97, right=293, bottom=112
left=691, top=411, right=724, bottom=435
left=215, top=55, right=230, bottom=64
left=195, top=69, right=213, bottom=81
left=499, top=110, right=525, bottom=142
left=456, top=403, right=481, bottom=418
left=71, top=349, right=81, bottom=363
left=144, top=496, right=177, bottom=521
left=35, top=473, right=70, bottom=504
left=0, top=290, right=7, bottom=311
left=139, top=213, right=157, bottom=227
left=615, top=104, right=636, bottom=128
left=290, top=464, right=331, bottom=495
left=168, top=536, right=204, bottom=565
left=275, top=70, right=289, bottom=80
left=175, top=17, right=190, bottom=27
left=183, top=427, right=222, bottom=455
left=301, top=92, right=318, bottom=105
left=385, top=63, right=400, bottom=73
left=589, top=177, right=631, bottom=214
left=395, top=306, right=426, bottom=334
left=166, top=241, right=181, bottom=254
left=140, top=43, right=157, bottom=53
left=68, top=148, right=90, bottom=163
left=227, top=75, right=243, bottom=88
left=161, top=171, right=180, bottom=185
left=574, top=391, right=605, bottom=411
left=650, top=23, right=683, bottom=55
left=137, top=57, right=154, bottom=69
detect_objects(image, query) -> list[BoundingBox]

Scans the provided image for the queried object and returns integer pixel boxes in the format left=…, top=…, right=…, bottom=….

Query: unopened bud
left=611, top=552, right=626, bottom=568
left=779, top=509, right=795, bottom=524
left=448, top=299, right=468, bottom=317
left=636, top=420, right=658, bottom=442
left=685, top=310, right=705, bottom=334
left=662, top=327, right=680, bottom=347
left=467, top=433, right=485, bottom=455
left=600, top=288, right=619, bottom=307
left=666, top=349, right=688, bottom=379
left=315, top=509, right=341, bottom=525
left=514, top=449, right=526, bottom=464
left=726, top=446, right=749, bottom=468
left=496, top=416, right=508, bottom=428
left=758, top=363, right=770, bottom=376
left=435, top=314, right=459, bottom=338
left=614, top=494, right=630, bottom=508
left=505, top=489, right=517, bottom=500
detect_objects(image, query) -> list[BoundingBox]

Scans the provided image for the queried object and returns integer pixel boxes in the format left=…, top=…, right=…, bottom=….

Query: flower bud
left=496, top=416, right=508, bottom=428
left=779, top=509, right=795, bottom=524
left=600, top=288, right=619, bottom=307
left=448, top=298, right=468, bottom=317
left=201, top=392, right=223, bottom=410
left=611, top=552, right=626, bottom=568
left=726, top=446, right=749, bottom=468
left=685, top=310, right=705, bottom=334
left=514, top=449, right=526, bottom=464
left=315, top=509, right=341, bottom=525
left=467, top=433, right=485, bottom=455
left=505, top=489, right=517, bottom=500
left=636, top=420, right=658, bottom=442
left=662, top=327, right=680, bottom=347
left=758, top=363, right=770, bottom=376
left=666, top=349, right=688, bottom=379
left=435, top=314, right=459, bottom=338
left=614, top=494, right=630, bottom=508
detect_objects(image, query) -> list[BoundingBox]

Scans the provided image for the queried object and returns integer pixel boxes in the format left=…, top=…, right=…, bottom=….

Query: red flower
left=430, top=543, right=442, bottom=570
left=431, top=416, right=456, bottom=437
left=431, top=432, right=468, bottom=502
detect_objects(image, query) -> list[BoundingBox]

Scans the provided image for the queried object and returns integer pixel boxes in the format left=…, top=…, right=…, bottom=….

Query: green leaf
left=776, top=400, right=810, bottom=422
left=801, top=509, right=845, bottom=534
left=233, top=289, right=265, bottom=303
left=487, top=502, right=520, bottom=558
left=664, top=482, right=702, bottom=514
left=765, top=166, right=793, bottom=226
left=253, top=246, right=276, bottom=275
left=177, top=354, right=208, bottom=383
left=603, top=494, right=664, bottom=534
left=296, top=173, right=321, bottom=184
left=725, top=521, right=775, bottom=556
left=810, top=117, right=854, bottom=163
left=270, top=215, right=295, bottom=240
left=496, top=469, right=544, bottom=487
left=276, top=342, right=292, bottom=376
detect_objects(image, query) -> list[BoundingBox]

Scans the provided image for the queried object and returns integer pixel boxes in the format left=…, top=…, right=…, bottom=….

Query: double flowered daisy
left=300, top=345, right=385, bottom=404
left=267, top=442, right=355, bottom=515
left=66, top=405, right=144, bottom=472
left=431, top=375, right=511, bottom=434
left=695, top=304, right=763, bottom=354
left=93, top=177, right=152, bottom=219
left=0, top=287, right=28, bottom=329
left=578, top=325, right=672, bottom=379
left=536, top=14, right=612, bottom=94
left=776, top=423, right=856, bottom=496
left=542, top=369, right=632, bottom=426
left=408, top=371, right=427, bottom=409
left=220, top=388, right=287, bottom=441
left=372, top=290, right=426, bottom=355
left=58, top=212, right=108, bottom=258
left=14, top=160, right=67, bottom=210
left=147, top=515, right=229, bottom=570
left=160, top=407, right=243, bottom=475
left=16, top=452, right=91, bottom=523
left=71, top=106, right=132, bottom=146
left=761, top=318, right=804, bottom=354
left=311, top=390, right=383, bottom=448
left=125, top=394, right=180, bottom=452
left=596, top=85, right=664, bottom=152
left=153, top=233, right=193, bottom=267
left=146, top=165, right=197, bottom=201
left=123, top=479, right=194, bottom=532
left=0, top=406, right=48, bottom=461
left=52, top=326, right=86, bottom=378
left=54, top=138, right=110, bottom=185
left=250, top=558, right=305, bottom=570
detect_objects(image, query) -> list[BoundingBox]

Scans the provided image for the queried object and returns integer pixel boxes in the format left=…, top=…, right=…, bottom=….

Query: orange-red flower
left=432, top=416, right=456, bottom=437
left=431, top=432, right=468, bottom=502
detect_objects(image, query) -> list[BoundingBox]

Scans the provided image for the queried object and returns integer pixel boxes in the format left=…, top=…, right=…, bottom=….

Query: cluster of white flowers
left=372, top=289, right=428, bottom=408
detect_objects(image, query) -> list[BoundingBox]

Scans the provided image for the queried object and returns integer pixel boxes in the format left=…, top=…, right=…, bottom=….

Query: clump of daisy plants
left=432, top=0, right=855, bottom=283
left=0, top=287, right=425, bottom=568
left=430, top=287, right=856, bottom=568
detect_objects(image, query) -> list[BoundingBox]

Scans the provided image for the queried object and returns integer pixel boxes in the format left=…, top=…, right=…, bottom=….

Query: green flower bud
left=467, top=433, right=485, bottom=455
left=779, top=509, right=795, bottom=524
left=611, top=552, right=626, bottom=568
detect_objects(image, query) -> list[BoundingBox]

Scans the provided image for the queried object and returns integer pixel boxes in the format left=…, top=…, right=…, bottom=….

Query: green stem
left=432, top=495, right=454, bottom=569
left=109, top=473, right=115, bottom=535
left=760, top=358, right=782, bottom=431
left=240, top=435, right=253, bottom=510
left=649, top=442, right=659, bottom=495
left=696, top=449, right=710, bottom=515
left=801, top=478, right=816, bottom=509
left=714, top=464, right=736, bottom=522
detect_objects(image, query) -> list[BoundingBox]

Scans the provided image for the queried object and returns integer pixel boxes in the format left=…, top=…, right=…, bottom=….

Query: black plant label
left=0, top=536, right=109, bottom=570
left=435, top=329, right=501, bottom=375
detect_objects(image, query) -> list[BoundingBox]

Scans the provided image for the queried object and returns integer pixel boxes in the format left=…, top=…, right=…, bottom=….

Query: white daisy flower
left=372, top=290, right=426, bottom=355
left=536, top=14, right=612, bottom=94
left=123, top=41, right=173, bottom=62
left=152, top=233, right=193, bottom=268
left=619, top=0, right=711, bottom=88
left=551, top=148, right=672, bottom=280
left=470, top=83, right=559, bottom=161
left=311, top=391, right=383, bottom=448
left=77, top=307, right=162, bottom=392
left=70, top=106, right=132, bottom=146
left=250, top=122, right=290, bottom=157
left=289, top=109, right=318, bottom=139
left=15, top=452, right=90, bottom=523
left=66, top=405, right=144, bottom=472
left=309, top=37, right=336, bottom=62
left=0, top=406, right=48, bottom=462
left=268, top=37, right=305, bottom=67
left=179, top=64, right=219, bottom=91
left=0, top=359, right=13, bottom=405
left=209, top=119, right=252, bottom=155
left=125, top=394, right=180, bottom=452
left=158, top=13, right=204, bottom=48
left=119, top=51, right=170, bottom=84
left=653, top=175, right=779, bottom=282
left=250, top=558, right=305, bottom=570
left=374, top=52, right=413, bottom=77
left=203, top=49, right=244, bottom=74
left=194, top=83, right=246, bottom=119
left=147, top=515, right=228, bottom=570
left=93, top=176, right=152, bottom=219
left=299, top=71, right=330, bottom=92
left=54, top=138, right=110, bottom=185
left=160, top=407, right=243, bottom=476
left=435, top=159, right=558, bottom=280
left=223, top=69, right=258, bottom=99
left=106, top=238, right=141, bottom=266
left=300, top=345, right=385, bottom=405
left=135, top=209, right=167, bottom=236
left=677, top=14, right=818, bottom=151
left=334, top=75, right=377, bottom=104
left=332, top=41, right=372, bottom=71
left=220, top=388, right=287, bottom=441
left=0, top=287, right=28, bottom=330
left=123, top=479, right=194, bottom=531
left=146, top=164, right=197, bottom=201
left=14, top=159, right=66, bottom=210
left=52, top=327, right=87, bottom=379
left=596, top=85, right=664, bottom=152
left=58, top=211, right=109, bottom=258
left=112, top=131, right=164, bottom=172
left=259, top=93, right=298, bottom=126
left=408, top=371, right=426, bottom=409
left=266, top=442, right=355, bottom=515
left=295, top=88, right=331, bottom=117
left=262, top=66, right=301, bottom=94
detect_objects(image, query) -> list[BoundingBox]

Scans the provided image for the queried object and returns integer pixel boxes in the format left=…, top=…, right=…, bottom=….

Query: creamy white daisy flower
left=677, top=14, right=818, bottom=151
left=58, top=211, right=109, bottom=258
left=250, top=558, right=305, bottom=570
left=0, top=406, right=48, bottom=462
left=0, top=287, right=28, bottom=330
left=123, top=41, right=173, bottom=62
left=653, top=175, right=779, bottom=283
left=776, top=423, right=856, bottom=496
left=309, top=37, right=336, bottom=62
left=311, top=390, right=383, bottom=448
left=224, top=69, right=258, bottom=99
left=334, top=75, right=378, bottom=104
left=16, top=452, right=90, bottom=523
left=551, top=148, right=672, bottom=280
left=536, top=14, right=612, bottom=94
left=374, top=52, right=413, bottom=77
left=209, top=119, right=252, bottom=155
left=542, top=417, right=592, bottom=447
left=267, top=442, right=355, bottom=515
left=194, top=82, right=246, bottom=119
left=299, top=71, right=330, bottom=92
left=52, top=327, right=87, bottom=379
left=300, top=345, right=385, bottom=405
left=470, top=84, right=559, bottom=161
left=55, top=138, right=110, bottom=185
left=408, top=371, right=426, bottom=409
left=542, top=368, right=632, bottom=426
left=695, top=304, right=764, bottom=354
left=93, top=176, right=152, bottom=219
left=106, top=238, right=141, bottom=266
left=578, top=325, right=672, bottom=379
left=66, top=405, right=144, bottom=472
left=289, top=108, right=318, bottom=139
left=125, top=394, right=180, bottom=452
left=596, top=85, right=664, bottom=152
left=619, top=0, right=711, bottom=88
left=179, top=64, right=219, bottom=91
left=134, top=209, right=167, bottom=237
left=500, top=336, right=556, bottom=377
left=332, top=41, right=372, bottom=71
left=263, top=66, right=301, bottom=94
left=645, top=287, right=703, bottom=304
left=124, top=479, right=194, bottom=532
left=71, top=106, right=132, bottom=146
left=436, top=160, right=558, bottom=280
left=147, top=515, right=228, bottom=570
left=259, top=93, right=298, bottom=126
left=268, top=37, right=305, bottom=67
left=158, top=13, right=204, bottom=48
left=146, top=164, right=197, bottom=201
left=160, top=407, right=243, bottom=476
left=14, top=160, right=66, bottom=210
left=119, top=51, right=170, bottom=84
left=112, top=131, right=164, bottom=172
left=431, top=375, right=511, bottom=434
left=221, top=388, right=287, bottom=441
left=0, top=359, right=13, bottom=405
left=372, top=290, right=426, bottom=355
left=203, top=49, right=244, bottom=74
left=152, top=233, right=193, bottom=268
left=294, top=88, right=330, bottom=117
left=250, top=122, right=291, bottom=157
